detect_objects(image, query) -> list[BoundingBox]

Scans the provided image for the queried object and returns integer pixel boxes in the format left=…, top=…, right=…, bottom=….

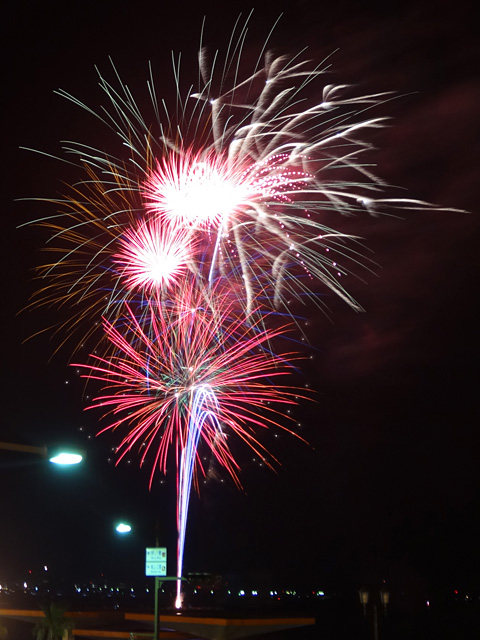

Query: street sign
left=145, top=547, right=167, bottom=577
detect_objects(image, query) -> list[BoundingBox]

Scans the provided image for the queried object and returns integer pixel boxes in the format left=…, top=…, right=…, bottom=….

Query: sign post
left=146, top=548, right=167, bottom=640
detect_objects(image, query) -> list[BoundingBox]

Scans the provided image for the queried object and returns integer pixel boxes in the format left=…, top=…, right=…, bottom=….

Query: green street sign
left=145, top=547, right=167, bottom=576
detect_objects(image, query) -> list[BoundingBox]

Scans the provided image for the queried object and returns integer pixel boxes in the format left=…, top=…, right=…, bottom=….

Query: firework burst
left=76, top=282, right=302, bottom=489
left=114, top=217, right=194, bottom=293
left=23, top=14, right=453, bottom=351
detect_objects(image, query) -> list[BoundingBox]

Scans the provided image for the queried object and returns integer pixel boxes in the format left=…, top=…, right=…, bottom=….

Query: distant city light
left=115, top=523, right=132, bottom=534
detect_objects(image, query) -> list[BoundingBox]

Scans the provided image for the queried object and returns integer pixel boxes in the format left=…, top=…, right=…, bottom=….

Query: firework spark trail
left=176, top=384, right=222, bottom=608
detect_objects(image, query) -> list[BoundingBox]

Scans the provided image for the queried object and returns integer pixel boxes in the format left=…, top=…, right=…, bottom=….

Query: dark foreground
left=3, top=597, right=480, bottom=640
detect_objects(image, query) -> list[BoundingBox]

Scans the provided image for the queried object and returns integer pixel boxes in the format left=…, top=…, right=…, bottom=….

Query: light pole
left=380, top=589, right=390, bottom=616
left=359, top=587, right=390, bottom=640
left=114, top=525, right=164, bottom=639
left=359, top=587, right=369, bottom=619
left=0, top=441, right=83, bottom=465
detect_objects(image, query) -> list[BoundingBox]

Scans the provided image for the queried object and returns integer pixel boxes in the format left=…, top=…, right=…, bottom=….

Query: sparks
left=143, top=150, right=310, bottom=230
left=75, top=284, right=302, bottom=490
left=114, top=217, right=193, bottom=293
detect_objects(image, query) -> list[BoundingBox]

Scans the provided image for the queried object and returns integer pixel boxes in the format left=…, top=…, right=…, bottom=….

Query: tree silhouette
left=32, top=602, right=72, bottom=640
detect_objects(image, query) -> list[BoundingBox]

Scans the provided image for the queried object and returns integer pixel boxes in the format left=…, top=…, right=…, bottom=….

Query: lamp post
left=359, top=587, right=390, bottom=640
left=359, top=587, right=369, bottom=618
left=380, top=589, right=390, bottom=616
left=112, top=523, right=164, bottom=639
left=0, top=441, right=83, bottom=465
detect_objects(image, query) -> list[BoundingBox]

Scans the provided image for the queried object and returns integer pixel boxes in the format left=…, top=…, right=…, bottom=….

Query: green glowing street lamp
left=0, top=441, right=83, bottom=465
left=48, top=451, right=83, bottom=465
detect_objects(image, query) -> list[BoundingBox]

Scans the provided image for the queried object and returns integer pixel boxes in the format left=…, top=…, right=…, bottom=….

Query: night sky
left=1, top=0, right=479, bottom=602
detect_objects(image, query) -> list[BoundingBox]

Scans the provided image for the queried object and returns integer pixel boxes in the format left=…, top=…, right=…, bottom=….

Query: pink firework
left=114, top=217, right=194, bottom=293
left=74, top=282, right=305, bottom=489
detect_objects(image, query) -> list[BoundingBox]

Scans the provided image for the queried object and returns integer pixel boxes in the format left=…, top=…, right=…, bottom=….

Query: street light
left=115, top=523, right=132, bottom=534
left=380, top=589, right=390, bottom=615
left=359, top=587, right=369, bottom=618
left=358, top=587, right=390, bottom=640
left=0, top=441, right=83, bottom=465
left=48, top=451, right=83, bottom=465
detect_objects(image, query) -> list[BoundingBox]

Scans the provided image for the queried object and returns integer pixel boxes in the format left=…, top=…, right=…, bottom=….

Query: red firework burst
left=74, top=282, right=306, bottom=488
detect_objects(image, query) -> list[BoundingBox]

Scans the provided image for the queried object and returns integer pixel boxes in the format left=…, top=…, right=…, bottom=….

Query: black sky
left=1, top=0, right=479, bottom=600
